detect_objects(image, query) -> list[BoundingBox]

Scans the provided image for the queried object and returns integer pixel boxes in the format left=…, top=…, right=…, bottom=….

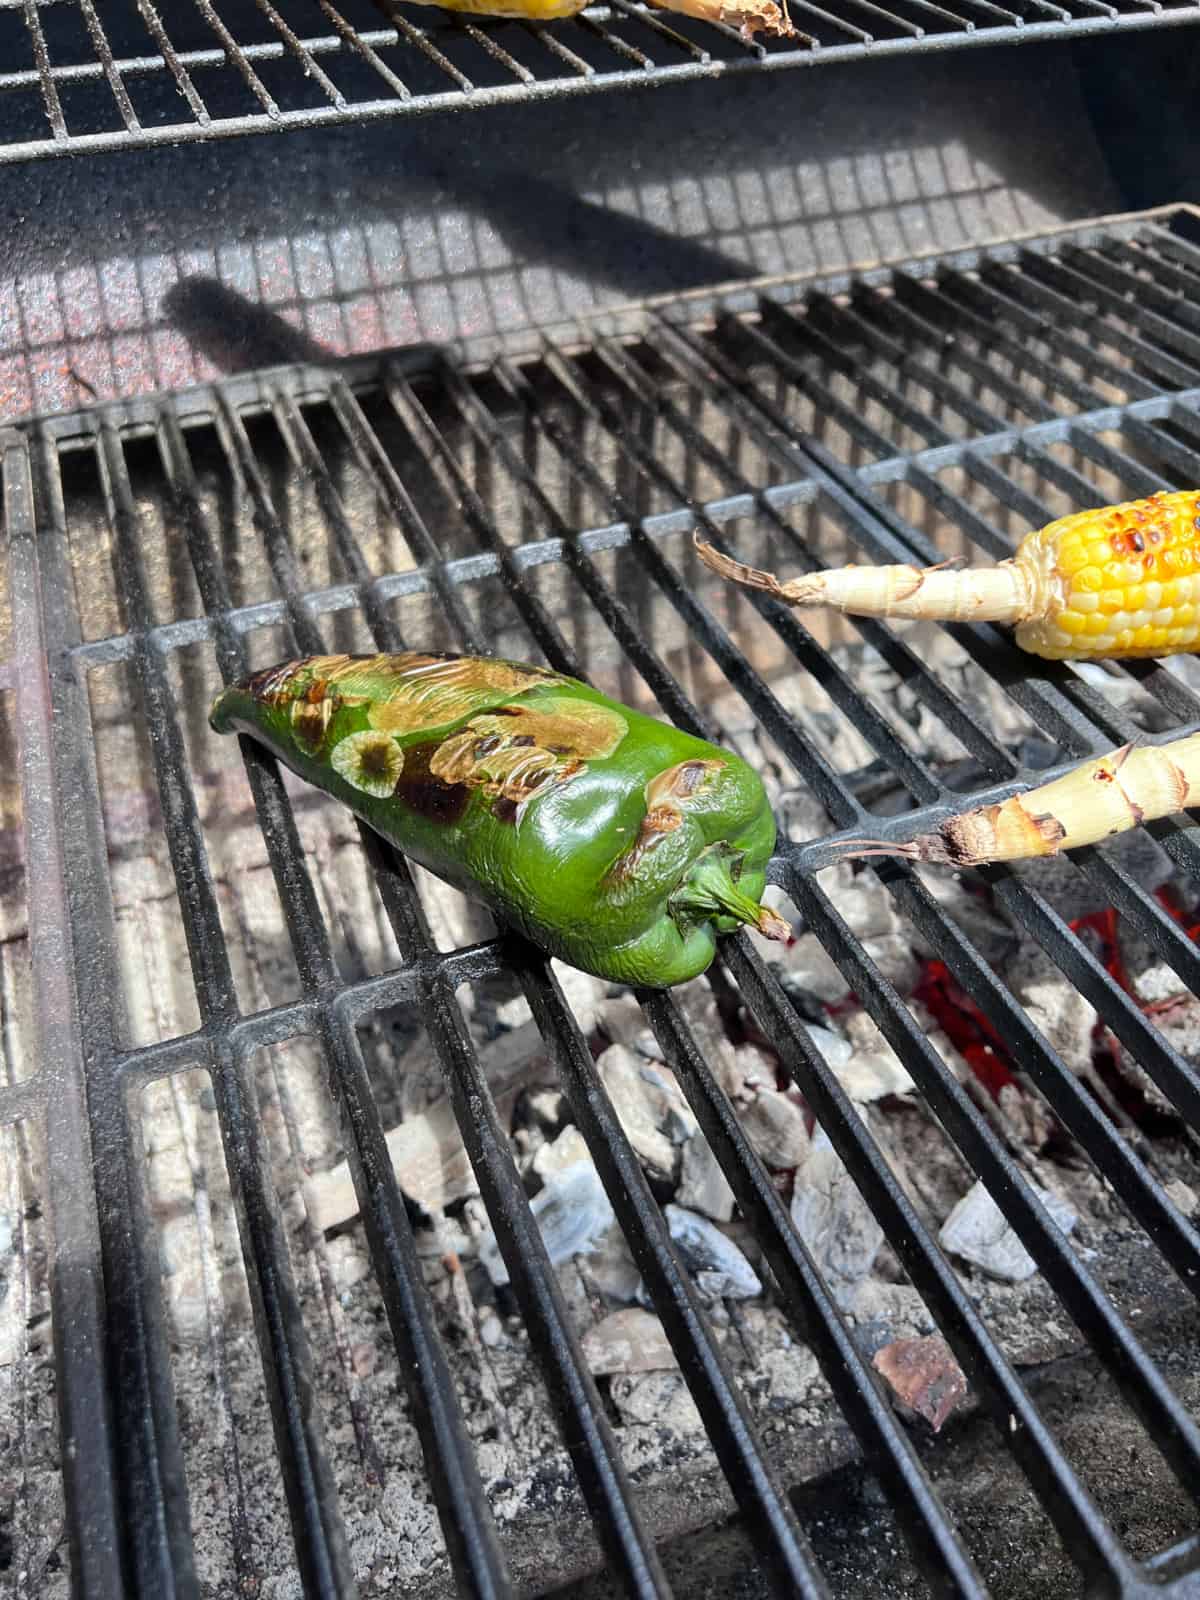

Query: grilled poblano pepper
left=209, top=652, right=788, bottom=988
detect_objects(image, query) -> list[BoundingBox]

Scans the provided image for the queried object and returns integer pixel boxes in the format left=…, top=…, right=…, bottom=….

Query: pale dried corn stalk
left=695, top=489, right=1200, bottom=661
left=838, top=733, right=1200, bottom=866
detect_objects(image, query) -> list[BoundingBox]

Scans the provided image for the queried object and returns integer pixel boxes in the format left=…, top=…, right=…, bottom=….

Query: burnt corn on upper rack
left=696, top=489, right=1200, bottom=662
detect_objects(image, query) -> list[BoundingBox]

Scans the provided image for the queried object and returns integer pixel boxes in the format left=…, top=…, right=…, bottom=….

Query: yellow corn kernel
left=1016, top=489, right=1200, bottom=660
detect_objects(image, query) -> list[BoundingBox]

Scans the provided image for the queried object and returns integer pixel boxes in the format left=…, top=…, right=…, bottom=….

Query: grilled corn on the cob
left=696, top=489, right=1200, bottom=662
left=375, top=0, right=794, bottom=37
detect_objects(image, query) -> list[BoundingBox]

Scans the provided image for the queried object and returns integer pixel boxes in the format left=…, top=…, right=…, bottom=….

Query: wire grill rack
left=4, top=0, right=1200, bottom=165
left=4, top=204, right=1200, bottom=1598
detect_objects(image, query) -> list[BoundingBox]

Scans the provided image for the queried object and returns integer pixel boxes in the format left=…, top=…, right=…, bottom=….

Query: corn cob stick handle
left=695, top=488, right=1200, bottom=661
left=836, top=732, right=1200, bottom=867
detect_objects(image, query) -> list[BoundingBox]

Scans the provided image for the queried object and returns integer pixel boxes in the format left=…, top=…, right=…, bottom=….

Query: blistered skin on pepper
left=210, top=652, right=783, bottom=987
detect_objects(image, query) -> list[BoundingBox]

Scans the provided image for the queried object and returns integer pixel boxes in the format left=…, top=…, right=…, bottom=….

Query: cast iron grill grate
left=4, top=206, right=1200, bottom=1598
left=4, top=0, right=1200, bottom=165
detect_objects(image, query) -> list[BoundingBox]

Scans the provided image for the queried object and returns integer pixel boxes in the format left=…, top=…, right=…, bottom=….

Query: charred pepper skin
left=209, top=652, right=787, bottom=988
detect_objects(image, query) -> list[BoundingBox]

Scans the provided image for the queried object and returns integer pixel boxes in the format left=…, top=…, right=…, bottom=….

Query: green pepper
left=209, top=652, right=787, bottom=988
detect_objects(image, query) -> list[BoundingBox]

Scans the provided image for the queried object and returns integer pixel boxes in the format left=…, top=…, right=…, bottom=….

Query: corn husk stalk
left=694, top=487, right=1200, bottom=661
left=837, top=733, right=1200, bottom=867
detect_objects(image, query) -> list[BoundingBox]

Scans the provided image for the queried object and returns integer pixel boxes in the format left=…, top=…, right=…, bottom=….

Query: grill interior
left=4, top=206, right=1200, bottom=1598
left=3, top=0, right=1200, bottom=164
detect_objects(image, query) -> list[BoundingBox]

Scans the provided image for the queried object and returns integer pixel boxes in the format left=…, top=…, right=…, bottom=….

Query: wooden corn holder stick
left=836, top=733, right=1200, bottom=867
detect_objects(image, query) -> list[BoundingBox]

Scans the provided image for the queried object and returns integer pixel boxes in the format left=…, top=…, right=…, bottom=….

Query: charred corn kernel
left=694, top=489, right=1200, bottom=662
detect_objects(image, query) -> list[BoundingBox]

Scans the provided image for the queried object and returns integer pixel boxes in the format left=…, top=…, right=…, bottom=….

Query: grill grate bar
left=96, top=416, right=360, bottom=1596
left=74, top=0, right=141, bottom=131
left=624, top=336, right=992, bottom=785
left=520, top=958, right=831, bottom=1598
left=425, top=351, right=862, bottom=815
left=131, top=0, right=211, bottom=124
left=5, top=1, right=1200, bottom=162
left=580, top=333, right=942, bottom=793
left=1, top=429, right=125, bottom=1598
left=28, top=417, right=205, bottom=1600
left=158, top=406, right=515, bottom=1599
left=20, top=0, right=67, bottom=140
left=808, top=861, right=1200, bottom=1483
left=666, top=315, right=1131, bottom=756
left=886, top=270, right=1150, bottom=415
left=260, top=388, right=679, bottom=1595
left=311, top=0, right=412, bottom=99
left=497, top=303, right=1200, bottom=1496
left=260, top=371, right=807, bottom=1598
left=618, top=324, right=1019, bottom=782
left=972, top=259, right=1200, bottom=393
left=883, top=860, right=1200, bottom=1291
left=371, top=357, right=843, bottom=1597
left=415, top=975, right=675, bottom=1600
left=989, top=874, right=1200, bottom=1132
left=189, top=0, right=281, bottom=116
left=640, top=986, right=989, bottom=1595
left=12, top=214, right=1200, bottom=1599
left=723, top=934, right=1139, bottom=1590
left=250, top=0, right=348, bottom=106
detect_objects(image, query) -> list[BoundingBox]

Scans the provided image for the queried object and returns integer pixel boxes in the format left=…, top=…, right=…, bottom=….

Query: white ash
left=775, top=932, right=852, bottom=1005
left=1114, top=994, right=1200, bottom=1118
left=996, top=1082, right=1056, bottom=1152
left=772, top=865, right=920, bottom=1004
left=1165, top=1179, right=1199, bottom=1219
left=836, top=1052, right=917, bottom=1104
left=582, top=1309, right=678, bottom=1376
left=494, top=960, right=609, bottom=1037
left=596, top=993, right=652, bottom=1049
left=822, top=1003, right=925, bottom=1099
left=832, top=632, right=1035, bottom=771
left=708, top=677, right=871, bottom=814
left=803, top=1022, right=853, bottom=1071
left=532, top=1125, right=591, bottom=1179
left=789, top=1127, right=884, bottom=1309
left=1003, top=940, right=1099, bottom=1082
left=939, top=1178, right=1077, bottom=1284
left=676, top=1131, right=737, bottom=1223
left=738, top=1086, right=811, bottom=1169
left=1006, top=831, right=1176, bottom=925
left=670, top=978, right=743, bottom=1086
left=480, top=1158, right=615, bottom=1288
left=610, top=1370, right=704, bottom=1435
left=478, top=1309, right=506, bottom=1350
left=1070, top=662, right=1183, bottom=733
left=576, top=1224, right=642, bottom=1305
left=524, top=1088, right=568, bottom=1135
left=1116, top=916, right=1191, bottom=1007
left=909, top=864, right=1018, bottom=970
left=844, top=1280, right=937, bottom=1357
left=645, top=1205, right=763, bottom=1303
left=597, top=1045, right=697, bottom=1185
left=304, top=1024, right=543, bottom=1232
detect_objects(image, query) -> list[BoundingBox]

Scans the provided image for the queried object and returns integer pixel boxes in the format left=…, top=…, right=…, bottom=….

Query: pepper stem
left=671, top=844, right=790, bottom=942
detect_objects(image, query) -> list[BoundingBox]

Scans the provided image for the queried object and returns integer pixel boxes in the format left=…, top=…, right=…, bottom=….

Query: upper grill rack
left=4, top=205, right=1200, bottom=1598
left=4, top=0, right=1200, bottom=165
